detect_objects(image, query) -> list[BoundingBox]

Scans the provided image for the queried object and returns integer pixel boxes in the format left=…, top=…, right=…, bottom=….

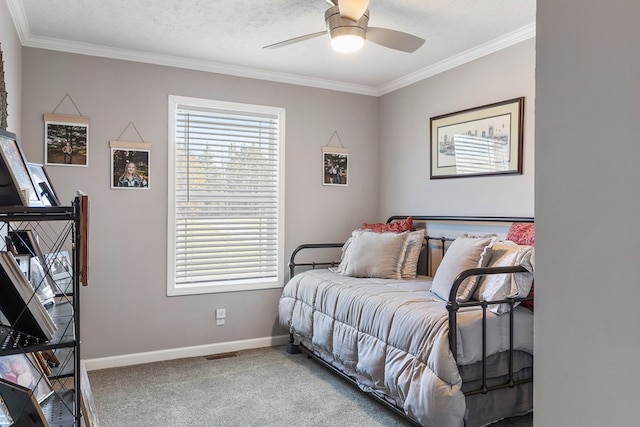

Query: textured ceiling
left=8, top=0, right=536, bottom=95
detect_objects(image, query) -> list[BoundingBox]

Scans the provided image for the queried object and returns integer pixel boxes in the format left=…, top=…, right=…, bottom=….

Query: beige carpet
left=87, top=345, right=532, bottom=427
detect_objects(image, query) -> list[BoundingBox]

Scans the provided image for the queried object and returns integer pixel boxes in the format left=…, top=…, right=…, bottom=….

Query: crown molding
left=376, top=23, right=537, bottom=96
left=6, top=0, right=30, bottom=43
left=20, top=34, right=381, bottom=96
left=8, top=0, right=534, bottom=97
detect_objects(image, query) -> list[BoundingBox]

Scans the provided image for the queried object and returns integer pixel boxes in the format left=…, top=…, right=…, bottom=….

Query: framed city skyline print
left=430, top=97, right=524, bottom=179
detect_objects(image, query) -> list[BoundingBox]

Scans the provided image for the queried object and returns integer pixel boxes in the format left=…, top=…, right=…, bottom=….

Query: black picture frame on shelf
left=0, top=130, right=43, bottom=207
left=0, top=252, right=56, bottom=341
left=27, top=162, right=60, bottom=207
left=6, top=230, right=58, bottom=299
left=0, top=378, right=48, bottom=426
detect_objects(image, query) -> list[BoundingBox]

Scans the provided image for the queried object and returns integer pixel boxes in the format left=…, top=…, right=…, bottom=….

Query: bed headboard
left=386, top=216, right=534, bottom=276
left=288, top=215, right=534, bottom=280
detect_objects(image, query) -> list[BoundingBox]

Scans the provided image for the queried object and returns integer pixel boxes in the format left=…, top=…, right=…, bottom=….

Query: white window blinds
left=168, top=96, right=285, bottom=295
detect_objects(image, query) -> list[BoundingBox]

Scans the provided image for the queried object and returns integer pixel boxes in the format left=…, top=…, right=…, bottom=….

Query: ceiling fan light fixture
left=325, top=5, right=368, bottom=53
left=331, top=34, right=365, bottom=53
left=338, top=0, right=370, bottom=22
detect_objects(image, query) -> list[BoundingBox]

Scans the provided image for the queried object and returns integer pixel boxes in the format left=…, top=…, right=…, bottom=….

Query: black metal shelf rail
left=0, top=201, right=82, bottom=425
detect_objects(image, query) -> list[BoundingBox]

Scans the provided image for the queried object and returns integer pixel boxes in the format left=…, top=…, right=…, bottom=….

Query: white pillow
left=401, top=229, right=426, bottom=279
left=331, top=229, right=409, bottom=279
left=431, top=234, right=496, bottom=302
left=474, top=241, right=534, bottom=314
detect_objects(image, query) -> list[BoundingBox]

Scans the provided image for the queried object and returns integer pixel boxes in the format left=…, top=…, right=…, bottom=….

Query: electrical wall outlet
left=216, top=308, right=226, bottom=326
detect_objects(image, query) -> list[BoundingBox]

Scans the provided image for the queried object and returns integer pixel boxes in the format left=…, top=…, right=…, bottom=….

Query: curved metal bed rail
left=288, top=242, right=345, bottom=280
left=446, top=265, right=533, bottom=395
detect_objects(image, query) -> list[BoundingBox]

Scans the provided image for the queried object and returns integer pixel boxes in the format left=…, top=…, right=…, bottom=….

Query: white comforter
left=278, top=269, right=533, bottom=427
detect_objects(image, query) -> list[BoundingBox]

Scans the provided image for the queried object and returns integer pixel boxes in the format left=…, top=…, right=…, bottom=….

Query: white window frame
left=167, top=95, right=285, bottom=296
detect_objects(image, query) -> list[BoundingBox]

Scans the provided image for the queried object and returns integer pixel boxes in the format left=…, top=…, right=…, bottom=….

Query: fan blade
left=263, top=31, right=327, bottom=49
left=339, top=0, right=370, bottom=22
left=366, top=27, right=425, bottom=53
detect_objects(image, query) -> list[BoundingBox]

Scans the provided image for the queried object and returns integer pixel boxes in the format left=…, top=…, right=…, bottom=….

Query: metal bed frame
left=284, top=215, right=534, bottom=424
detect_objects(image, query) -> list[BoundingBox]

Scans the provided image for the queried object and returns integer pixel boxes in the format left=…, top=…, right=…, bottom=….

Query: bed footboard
left=447, top=267, right=534, bottom=396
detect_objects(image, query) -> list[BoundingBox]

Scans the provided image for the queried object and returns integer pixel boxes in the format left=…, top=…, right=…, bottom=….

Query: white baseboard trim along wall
left=83, top=335, right=290, bottom=371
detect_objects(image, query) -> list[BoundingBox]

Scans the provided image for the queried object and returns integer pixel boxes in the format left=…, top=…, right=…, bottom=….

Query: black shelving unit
left=0, top=198, right=82, bottom=426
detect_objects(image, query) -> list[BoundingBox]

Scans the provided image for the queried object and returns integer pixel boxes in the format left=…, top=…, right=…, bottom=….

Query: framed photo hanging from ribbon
left=322, top=131, right=349, bottom=186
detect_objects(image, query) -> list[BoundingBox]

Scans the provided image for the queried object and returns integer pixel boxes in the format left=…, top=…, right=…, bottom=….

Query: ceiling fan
left=263, top=0, right=425, bottom=54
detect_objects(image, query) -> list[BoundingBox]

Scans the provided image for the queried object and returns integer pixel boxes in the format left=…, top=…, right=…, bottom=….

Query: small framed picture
left=13, top=254, right=30, bottom=280
left=45, top=251, right=73, bottom=294
left=44, top=113, right=90, bottom=167
left=110, top=141, right=151, bottom=189
left=0, top=354, right=54, bottom=403
left=0, top=130, right=43, bottom=207
left=322, top=147, right=349, bottom=186
left=29, top=257, right=55, bottom=305
left=27, top=162, right=60, bottom=206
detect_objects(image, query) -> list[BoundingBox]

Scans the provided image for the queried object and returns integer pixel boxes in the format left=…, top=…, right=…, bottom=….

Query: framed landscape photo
left=44, top=113, right=90, bottom=167
left=322, top=147, right=349, bottom=186
left=430, top=97, right=524, bottom=179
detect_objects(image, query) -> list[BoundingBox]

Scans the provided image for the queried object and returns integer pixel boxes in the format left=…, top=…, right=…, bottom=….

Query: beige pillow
left=401, top=229, right=426, bottom=279
left=431, top=234, right=495, bottom=301
left=332, top=229, right=409, bottom=279
left=474, top=241, right=534, bottom=314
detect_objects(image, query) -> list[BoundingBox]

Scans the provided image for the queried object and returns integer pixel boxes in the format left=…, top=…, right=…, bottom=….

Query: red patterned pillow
left=506, top=222, right=534, bottom=246
left=362, top=216, right=413, bottom=233
left=506, top=222, right=535, bottom=311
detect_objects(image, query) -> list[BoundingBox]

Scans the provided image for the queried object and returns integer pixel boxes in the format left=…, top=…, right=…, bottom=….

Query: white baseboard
left=82, top=335, right=290, bottom=371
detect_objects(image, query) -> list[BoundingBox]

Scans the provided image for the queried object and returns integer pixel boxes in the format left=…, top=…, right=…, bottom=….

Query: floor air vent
left=204, top=352, right=239, bottom=361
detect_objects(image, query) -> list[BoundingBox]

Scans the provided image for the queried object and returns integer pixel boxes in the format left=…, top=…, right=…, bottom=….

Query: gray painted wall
left=9, top=0, right=640, bottom=421
left=535, top=1, right=640, bottom=425
left=15, top=39, right=536, bottom=362
left=378, top=39, right=536, bottom=219
left=0, top=0, right=21, bottom=133
left=20, top=48, right=380, bottom=359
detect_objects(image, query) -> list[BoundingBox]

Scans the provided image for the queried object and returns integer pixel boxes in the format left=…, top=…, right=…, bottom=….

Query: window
left=167, top=96, right=285, bottom=295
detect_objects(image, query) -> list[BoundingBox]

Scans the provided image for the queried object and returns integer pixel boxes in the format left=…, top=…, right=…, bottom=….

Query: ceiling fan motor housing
left=325, top=5, right=369, bottom=40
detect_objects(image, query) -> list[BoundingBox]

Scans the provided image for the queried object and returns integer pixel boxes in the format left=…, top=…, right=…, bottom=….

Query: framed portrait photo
left=430, top=97, right=524, bottom=179
left=110, top=141, right=150, bottom=189
left=44, top=113, right=90, bottom=167
left=322, top=147, right=349, bottom=186
left=0, top=353, right=54, bottom=403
